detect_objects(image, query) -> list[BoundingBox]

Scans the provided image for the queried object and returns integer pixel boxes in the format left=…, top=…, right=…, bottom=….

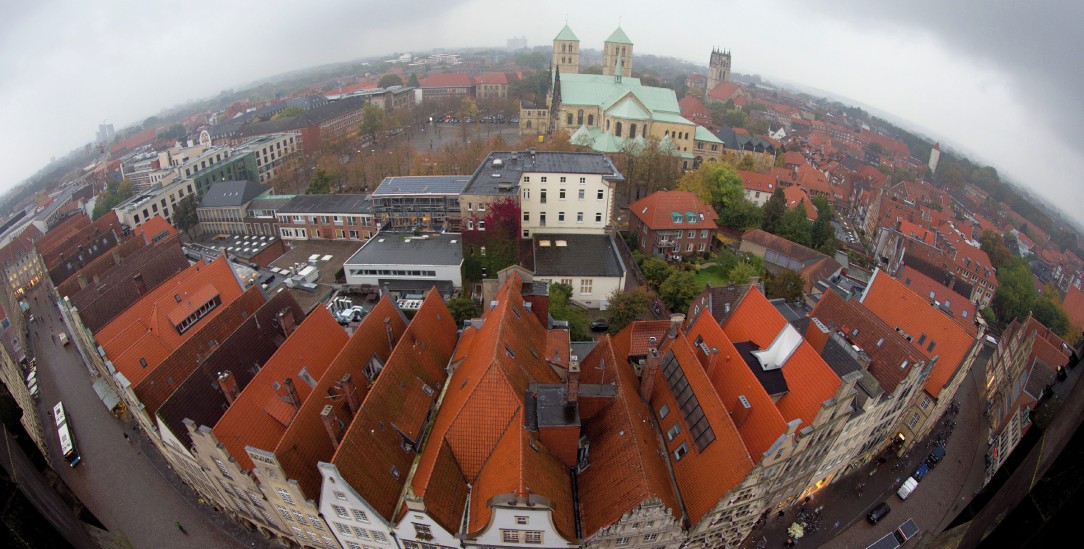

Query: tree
left=463, top=197, right=521, bottom=280
left=407, top=73, right=420, bottom=88
left=446, top=296, right=480, bottom=325
left=980, top=230, right=1012, bottom=271
left=1034, top=284, right=1071, bottom=338
left=91, top=179, right=134, bottom=220
left=360, top=103, right=385, bottom=142
left=171, top=195, right=199, bottom=235
left=776, top=202, right=813, bottom=246
left=727, top=262, right=759, bottom=284
left=659, top=270, right=700, bottom=313
left=719, top=198, right=763, bottom=230
left=810, top=199, right=836, bottom=256
left=991, top=258, right=1036, bottom=330
left=549, top=283, right=591, bottom=340
left=762, top=188, right=787, bottom=234
left=675, top=162, right=743, bottom=212
left=641, top=257, right=673, bottom=288
left=765, top=270, right=806, bottom=302
left=379, top=74, right=403, bottom=88
left=605, top=287, right=653, bottom=334
left=307, top=168, right=333, bottom=194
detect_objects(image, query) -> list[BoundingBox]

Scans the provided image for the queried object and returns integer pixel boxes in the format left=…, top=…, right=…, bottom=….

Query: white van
left=897, top=477, right=918, bottom=500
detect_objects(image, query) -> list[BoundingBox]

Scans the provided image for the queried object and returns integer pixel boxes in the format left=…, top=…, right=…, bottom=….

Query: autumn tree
left=360, top=103, right=385, bottom=143
left=641, top=256, right=673, bottom=288
left=659, top=270, right=700, bottom=313
left=979, top=230, right=1012, bottom=271
left=605, top=287, right=653, bottom=334
left=446, top=296, right=480, bottom=325
left=727, top=262, right=759, bottom=284
left=549, top=283, right=591, bottom=340
left=306, top=168, right=333, bottom=194
left=718, top=198, right=763, bottom=230
left=91, top=178, right=134, bottom=220
left=462, top=196, right=521, bottom=281
left=762, top=188, right=787, bottom=234
left=171, top=195, right=199, bottom=236
left=675, top=162, right=743, bottom=212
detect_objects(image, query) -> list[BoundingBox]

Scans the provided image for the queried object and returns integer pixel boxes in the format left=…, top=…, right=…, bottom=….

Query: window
left=525, top=531, right=543, bottom=544
left=559, top=188, right=566, bottom=199
left=579, top=177, right=587, bottom=184
left=658, top=404, right=670, bottom=419
left=278, top=505, right=293, bottom=522
left=478, top=220, right=486, bottom=231
left=413, top=523, right=433, bottom=538
left=577, top=212, right=584, bottom=223
left=597, top=189, right=605, bottom=200
left=515, top=516, right=529, bottom=525
left=616, top=537, right=631, bottom=546
left=908, top=413, right=920, bottom=429
left=674, top=443, right=687, bottom=460
left=644, top=533, right=659, bottom=542
left=353, top=527, right=370, bottom=539
left=502, top=530, right=520, bottom=543
left=558, top=212, right=565, bottom=222
left=595, top=212, right=602, bottom=222
left=523, top=212, right=530, bottom=222
left=214, top=459, right=233, bottom=479
left=540, top=189, right=547, bottom=203
left=666, top=423, right=681, bottom=441
left=523, top=188, right=530, bottom=200
left=352, top=508, right=369, bottom=523
left=561, top=278, right=573, bottom=286
left=580, top=279, right=593, bottom=295
left=372, top=531, right=388, bottom=543
left=541, top=176, right=548, bottom=183
left=277, top=488, right=294, bottom=504
left=578, top=189, right=585, bottom=200
left=333, top=505, right=349, bottom=519
left=919, top=395, right=932, bottom=410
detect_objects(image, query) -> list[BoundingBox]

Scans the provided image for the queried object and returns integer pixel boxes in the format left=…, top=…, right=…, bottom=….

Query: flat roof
left=277, top=194, right=372, bottom=214
left=372, top=176, right=470, bottom=197
left=532, top=233, right=625, bottom=278
left=463, top=151, right=624, bottom=196
left=344, top=233, right=463, bottom=266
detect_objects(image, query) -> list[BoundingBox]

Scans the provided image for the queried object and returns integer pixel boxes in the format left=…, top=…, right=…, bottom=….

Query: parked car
left=867, top=501, right=892, bottom=524
left=897, top=478, right=918, bottom=500
left=911, top=463, right=929, bottom=481
left=926, top=445, right=946, bottom=467
left=590, top=319, right=610, bottom=332
left=58, top=332, right=69, bottom=346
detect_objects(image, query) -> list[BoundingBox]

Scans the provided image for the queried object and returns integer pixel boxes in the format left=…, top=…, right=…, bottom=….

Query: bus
left=53, top=402, right=80, bottom=467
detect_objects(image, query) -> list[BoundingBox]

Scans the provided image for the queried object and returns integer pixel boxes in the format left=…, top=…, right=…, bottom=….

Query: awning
left=92, top=378, right=121, bottom=411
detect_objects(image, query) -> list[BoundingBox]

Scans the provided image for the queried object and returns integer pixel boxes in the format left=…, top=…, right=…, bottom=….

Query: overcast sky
left=2, top=0, right=1081, bottom=225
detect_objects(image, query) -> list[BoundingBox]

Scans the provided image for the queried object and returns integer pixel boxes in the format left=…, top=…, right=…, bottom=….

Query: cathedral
left=520, top=24, right=726, bottom=169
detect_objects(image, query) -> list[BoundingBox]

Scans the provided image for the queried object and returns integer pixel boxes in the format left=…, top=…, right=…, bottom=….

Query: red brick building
left=629, top=191, right=719, bottom=258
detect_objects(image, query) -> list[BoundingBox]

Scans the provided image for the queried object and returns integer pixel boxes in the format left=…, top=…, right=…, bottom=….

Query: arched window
left=562, top=44, right=567, bottom=53
left=567, top=113, right=573, bottom=125
left=630, top=124, right=637, bottom=138
left=577, top=110, right=584, bottom=125
left=615, top=122, right=623, bottom=137
left=664, top=130, right=670, bottom=137
left=588, top=114, right=594, bottom=126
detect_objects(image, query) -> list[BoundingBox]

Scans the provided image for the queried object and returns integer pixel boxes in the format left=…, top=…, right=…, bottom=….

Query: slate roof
left=157, top=291, right=302, bottom=450
left=198, top=180, right=270, bottom=209
left=56, top=236, right=147, bottom=298
left=212, top=306, right=348, bottom=473
left=95, top=258, right=245, bottom=386
left=70, top=235, right=190, bottom=333
left=280, top=297, right=408, bottom=499
left=227, top=96, right=368, bottom=139
left=463, top=151, right=623, bottom=197
left=332, top=291, right=458, bottom=520
left=860, top=270, right=977, bottom=399
left=277, top=194, right=371, bottom=214
left=629, top=191, right=718, bottom=231
left=344, top=233, right=463, bottom=267
left=531, top=233, right=624, bottom=278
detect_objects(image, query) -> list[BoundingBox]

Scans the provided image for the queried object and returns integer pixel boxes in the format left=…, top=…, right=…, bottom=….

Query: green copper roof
left=694, top=125, right=723, bottom=144
left=606, top=26, right=633, bottom=45
left=607, top=96, right=651, bottom=121
left=555, top=24, right=579, bottom=42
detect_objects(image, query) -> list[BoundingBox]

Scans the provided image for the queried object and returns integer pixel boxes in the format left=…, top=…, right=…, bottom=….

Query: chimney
left=340, top=374, right=361, bottom=415
left=278, top=308, right=297, bottom=338
left=640, top=347, right=661, bottom=402
left=805, top=317, right=831, bottom=354
left=320, top=405, right=342, bottom=446
left=707, top=347, right=720, bottom=378
left=732, top=395, right=753, bottom=428
left=77, top=273, right=88, bottom=289
left=384, top=317, right=394, bottom=354
left=283, top=378, right=301, bottom=409
left=133, top=273, right=148, bottom=296
left=218, top=371, right=240, bottom=404
left=566, top=359, right=580, bottom=404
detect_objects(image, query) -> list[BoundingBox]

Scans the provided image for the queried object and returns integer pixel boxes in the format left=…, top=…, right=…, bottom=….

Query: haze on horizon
left=2, top=0, right=1081, bottom=226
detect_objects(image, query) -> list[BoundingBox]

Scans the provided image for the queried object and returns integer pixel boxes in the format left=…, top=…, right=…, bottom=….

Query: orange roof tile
left=736, top=169, right=778, bottom=194
left=897, top=266, right=977, bottom=336
left=545, top=329, right=571, bottom=369
left=629, top=191, right=719, bottom=231
left=707, top=81, right=745, bottom=103
left=271, top=296, right=408, bottom=499
left=782, top=186, right=811, bottom=218
left=134, top=215, right=177, bottom=243
left=577, top=336, right=683, bottom=537
left=860, top=270, right=976, bottom=398
left=96, top=258, right=244, bottom=386
left=212, top=306, right=348, bottom=472
left=331, top=290, right=458, bottom=520
left=686, top=314, right=788, bottom=460
left=1062, top=285, right=1084, bottom=331
left=721, top=288, right=840, bottom=428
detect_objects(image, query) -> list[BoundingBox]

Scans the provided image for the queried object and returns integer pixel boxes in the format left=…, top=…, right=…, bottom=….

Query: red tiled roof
left=678, top=95, right=711, bottom=125
left=35, top=212, right=91, bottom=256
left=577, top=335, right=683, bottom=537
left=332, top=291, right=458, bottom=519
left=736, top=170, right=779, bottom=194
left=721, top=288, right=840, bottom=429
left=96, top=258, right=244, bottom=386
left=545, top=329, right=570, bottom=369
left=784, top=151, right=805, bottom=166
left=809, top=290, right=927, bottom=394
left=212, top=306, right=348, bottom=472
left=897, top=266, right=977, bottom=336
left=419, top=73, right=474, bottom=88
left=686, top=314, right=787, bottom=459
left=1061, top=285, right=1084, bottom=332
left=134, top=215, right=177, bottom=243
left=897, top=220, right=935, bottom=246
left=273, top=296, right=408, bottom=499
left=629, top=191, right=719, bottom=230
left=860, top=270, right=976, bottom=398
left=782, top=186, right=811, bottom=218
left=473, top=72, right=509, bottom=85
left=707, top=82, right=745, bottom=103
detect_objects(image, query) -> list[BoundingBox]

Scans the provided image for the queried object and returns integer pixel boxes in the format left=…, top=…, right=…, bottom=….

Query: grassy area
left=694, top=265, right=728, bottom=288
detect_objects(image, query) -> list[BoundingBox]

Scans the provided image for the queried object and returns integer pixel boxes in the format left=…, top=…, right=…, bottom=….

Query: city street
left=24, top=286, right=244, bottom=549
left=750, top=344, right=993, bottom=548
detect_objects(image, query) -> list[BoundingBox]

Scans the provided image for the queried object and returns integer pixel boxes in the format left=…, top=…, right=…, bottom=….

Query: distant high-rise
left=507, top=36, right=528, bottom=50
left=707, top=47, right=732, bottom=92
left=97, top=122, right=115, bottom=145
left=929, top=143, right=941, bottom=175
